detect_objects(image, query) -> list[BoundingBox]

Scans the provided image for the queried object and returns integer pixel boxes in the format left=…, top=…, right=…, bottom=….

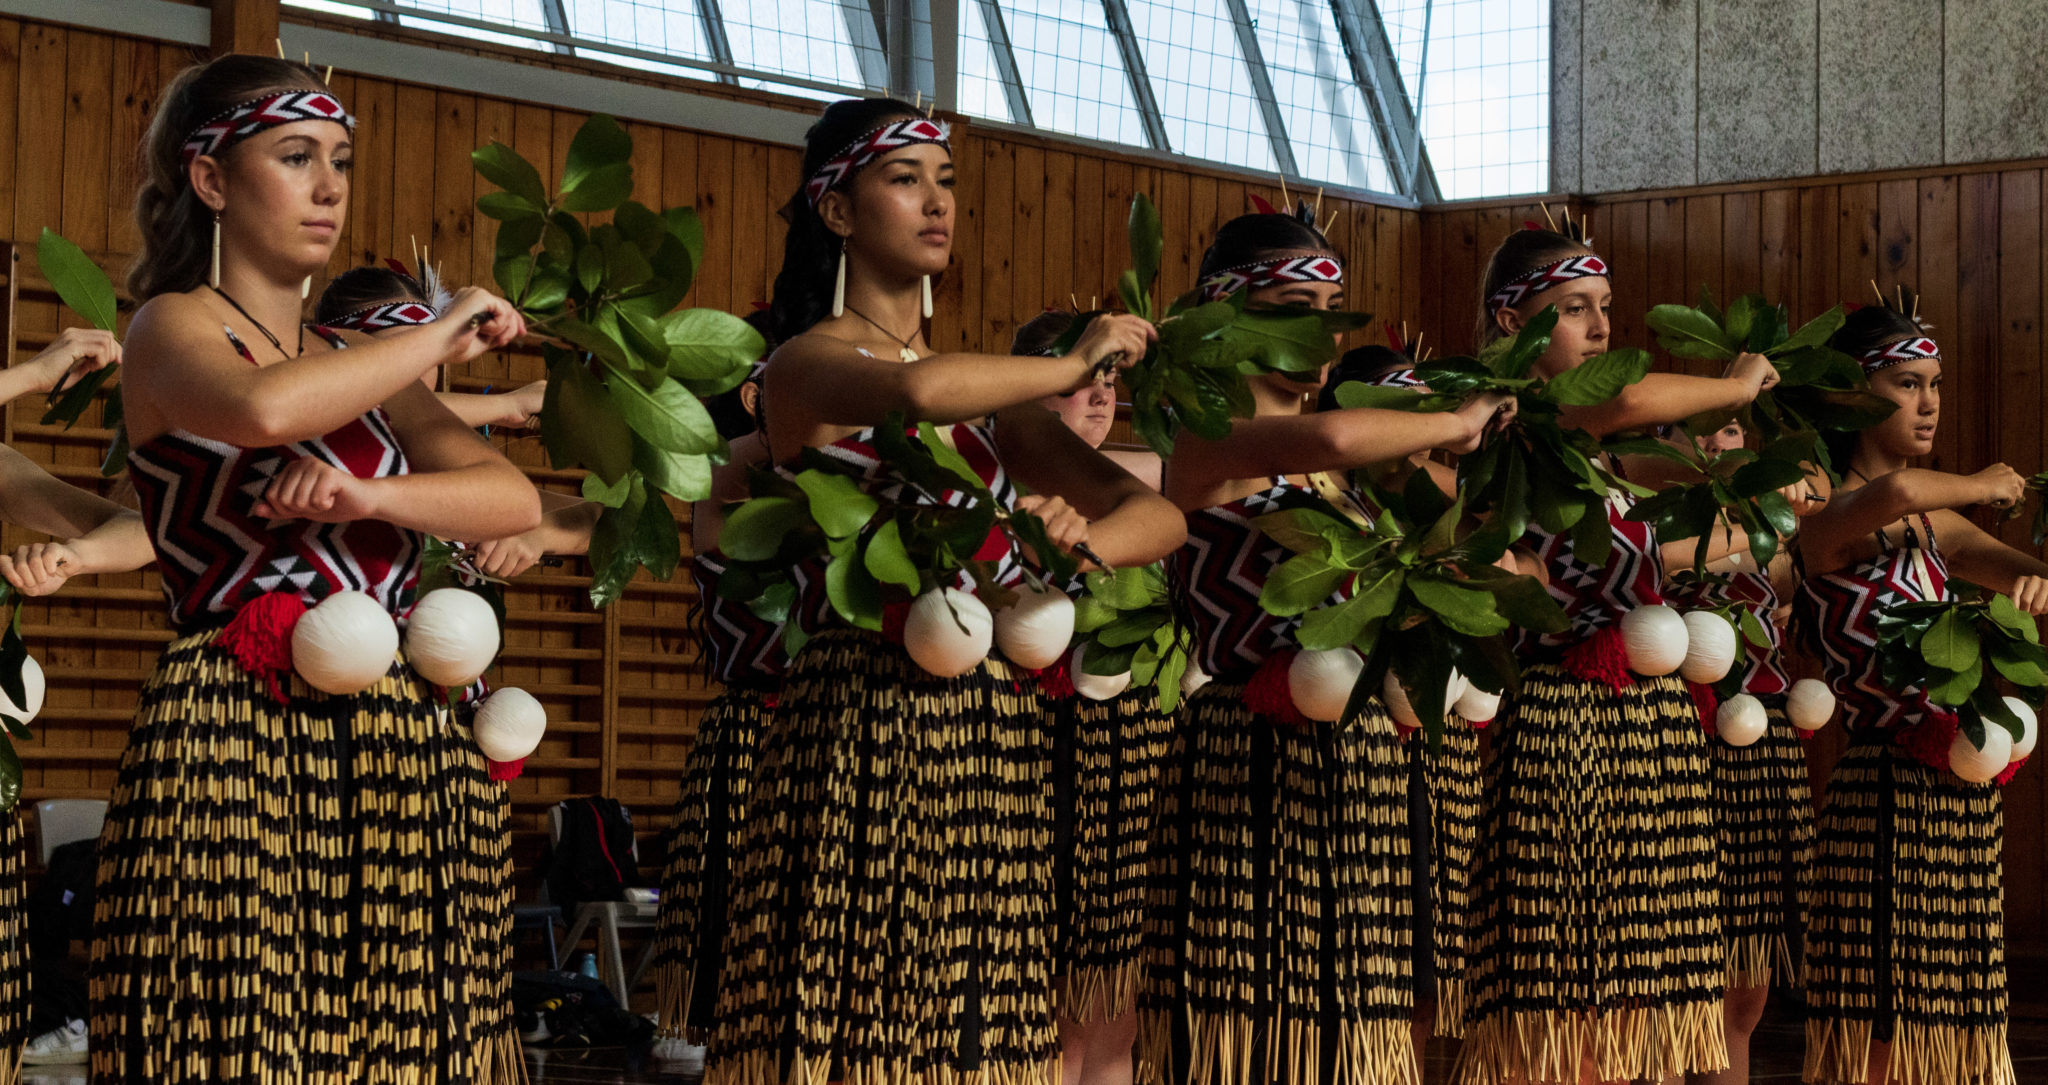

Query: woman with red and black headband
left=1793, top=296, right=2041, bottom=1085
left=1455, top=225, right=1777, bottom=1085
left=706, top=98, right=1183, bottom=1085
left=316, top=264, right=547, bottom=429
left=1140, top=206, right=1514, bottom=1085
left=91, top=54, right=538, bottom=1082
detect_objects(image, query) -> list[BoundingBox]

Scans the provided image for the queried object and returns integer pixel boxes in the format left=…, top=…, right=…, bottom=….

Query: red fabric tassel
left=1897, top=704, right=1960, bottom=774
left=1996, top=755, right=2027, bottom=786
left=487, top=757, right=525, bottom=781
left=1245, top=651, right=1310, bottom=728
left=215, top=591, right=307, bottom=704
left=881, top=600, right=912, bottom=645
left=1687, top=681, right=1720, bottom=736
left=1033, top=653, right=1077, bottom=700
left=1561, top=625, right=1634, bottom=691
left=763, top=693, right=780, bottom=711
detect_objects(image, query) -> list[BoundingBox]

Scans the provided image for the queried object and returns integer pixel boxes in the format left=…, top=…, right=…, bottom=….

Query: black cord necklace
left=843, top=302, right=922, bottom=363
left=210, top=284, right=303, bottom=359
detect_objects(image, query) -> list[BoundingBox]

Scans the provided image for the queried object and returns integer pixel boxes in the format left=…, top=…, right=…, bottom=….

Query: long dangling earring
left=301, top=276, right=312, bottom=299
left=831, top=242, right=847, bottom=319
left=921, top=274, right=933, bottom=320
left=210, top=211, right=222, bottom=289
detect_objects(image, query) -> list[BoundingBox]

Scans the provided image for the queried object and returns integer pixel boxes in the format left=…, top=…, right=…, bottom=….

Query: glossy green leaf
left=39, top=364, right=117, bottom=430
left=1128, top=193, right=1162, bottom=304
left=634, top=433, right=714, bottom=501
left=539, top=346, right=634, bottom=483
left=472, top=141, right=550, bottom=208
left=0, top=735, right=19, bottom=813
left=863, top=518, right=923, bottom=594
left=824, top=534, right=883, bottom=630
left=1544, top=347, right=1651, bottom=406
left=1645, top=303, right=1737, bottom=360
left=478, top=190, right=543, bottom=222
left=793, top=469, right=880, bottom=538
left=1407, top=576, right=1509, bottom=636
left=1260, top=553, right=1348, bottom=616
left=1923, top=610, right=1982, bottom=672
left=608, top=371, right=724, bottom=455
left=38, top=229, right=117, bottom=332
left=722, top=496, right=807, bottom=561
left=1772, top=305, right=1846, bottom=356
left=563, top=114, right=632, bottom=195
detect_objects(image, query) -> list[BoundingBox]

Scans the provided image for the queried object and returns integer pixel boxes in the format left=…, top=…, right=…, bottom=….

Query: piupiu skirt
left=1137, top=681, right=1417, bottom=1085
left=88, top=631, right=518, bottom=1084
left=1802, top=733, right=2013, bottom=1085
left=1456, top=666, right=1726, bottom=1085
left=1709, top=698, right=1814, bottom=990
left=707, top=630, right=1059, bottom=1085
left=1412, top=720, right=1482, bottom=1037
left=651, top=684, right=770, bottom=1040
left=0, top=806, right=28, bottom=1079
left=1048, top=688, right=1174, bottom=1025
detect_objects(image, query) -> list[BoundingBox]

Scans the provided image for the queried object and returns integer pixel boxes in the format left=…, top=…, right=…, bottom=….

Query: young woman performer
left=315, top=265, right=547, bottom=429
left=1142, top=208, right=1513, bottom=1085
left=647, top=366, right=780, bottom=1060
left=1009, top=309, right=1171, bottom=1085
left=707, top=98, right=1183, bottom=1085
left=1794, top=297, right=2041, bottom=1085
left=1662, top=420, right=1823, bottom=1085
left=1455, top=225, right=1775, bottom=1085
left=93, top=54, right=538, bottom=1083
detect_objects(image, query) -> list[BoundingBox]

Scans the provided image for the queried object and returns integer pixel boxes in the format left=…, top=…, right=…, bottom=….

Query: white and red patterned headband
left=329, top=300, right=437, bottom=333
left=182, top=91, right=355, bottom=166
left=1200, top=255, right=1345, bottom=302
left=1486, top=253, right=1609, bottom=318
left=1860, top=335, right=1940, bottom=373
left=1363, top=368, right=1425, bottom=389
left=804, top=118, right=951, bottom=208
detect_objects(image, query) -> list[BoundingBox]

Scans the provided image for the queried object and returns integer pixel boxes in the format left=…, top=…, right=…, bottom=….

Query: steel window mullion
left=1098, top=0, right=1170, bottom=152
left=1220, top=0, right=1300, bottom=178
left=692, top=0, right=738, bottom=84
left=972, top=0, right=1034, bottom=126
left=1327, top=0, right=1438, bottom=200
left=843, top=0, right=891, bottom=90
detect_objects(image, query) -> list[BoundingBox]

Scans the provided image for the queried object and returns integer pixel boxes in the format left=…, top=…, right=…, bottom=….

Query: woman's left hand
left=2009, top=574, right=2048, bottom=616
left=0, top=541, right=83, bottom=597
left=252, top=457, right=378, bottom=523
left=1014, top=494, right=1092, bottom=556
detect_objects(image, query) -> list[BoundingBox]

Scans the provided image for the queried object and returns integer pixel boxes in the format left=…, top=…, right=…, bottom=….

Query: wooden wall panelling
left=1010, top=143, right=1045, bottom=327
left=978, top=137, right=1014, bottom=351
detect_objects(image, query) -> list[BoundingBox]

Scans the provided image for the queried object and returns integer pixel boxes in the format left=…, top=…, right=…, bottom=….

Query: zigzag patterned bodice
left=1795, top=516, right=1951, bottom=730
left=128, top=326, right=422, bottom=632
left=693, top=551, right=786, bottom=687
left=1172, top=479, right=1368, bottom=680
left=1669, top=568, right=1790, bottom=695
left=788, top=422, right=1023, bottom=637
left=1516, top=490, right=1666, bottom=653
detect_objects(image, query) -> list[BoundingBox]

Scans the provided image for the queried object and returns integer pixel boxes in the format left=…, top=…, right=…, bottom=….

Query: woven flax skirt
left=1709, top=700, right=1814, bottom=990
left=1137, top=681, right=1417, bottom=1085
left=88, top=631, right=516, bottom=1085
left=708, top=630, right=1059, bottom=1085
left=1414, top=721, right=1482, bottom=1037
left=651, top=685, right=770, bottom=1040
left=1456, top=666, right=1726, bottom=1085
left=1803, top=736, right=2013, bottom=1085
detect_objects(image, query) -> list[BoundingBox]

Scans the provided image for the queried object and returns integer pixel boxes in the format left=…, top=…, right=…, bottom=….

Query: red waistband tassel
left=1686, top=680, right=1719, bottom=735
left=1997, top=754, right=2027, bottom=786
left=488, top=757, right=526, bottom=782
left=880, top=600, right=912, bottom=645
left=1897, top=703, right=1960, bottom=773
left=1033, top=651, right=1077, bottom=700
left=1245, top=650, right=1310, bottom=728
left=215, top=591, right=308, bottom=704
left=1562, top=624, right=1634, bottom=691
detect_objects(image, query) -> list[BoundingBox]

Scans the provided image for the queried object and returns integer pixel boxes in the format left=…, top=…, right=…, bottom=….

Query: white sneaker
left=21, top=1019, right=87, bottom=1065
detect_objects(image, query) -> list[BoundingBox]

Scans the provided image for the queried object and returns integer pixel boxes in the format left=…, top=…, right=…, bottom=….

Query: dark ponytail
left=1473, top=228, right=1593, bottom=347
left=1196, top=212, right=1337, bottom=283
left=130, top=55, right=332, bottom=302
left=1316, top=344, right=1410, bottom=412
left=1009, top=309, right=1107, bottom=356
left=767, top=97, right=924, bottom=344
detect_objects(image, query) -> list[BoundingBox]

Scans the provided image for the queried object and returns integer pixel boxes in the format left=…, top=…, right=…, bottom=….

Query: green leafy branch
left=34, top=228, right=127, bottom=476
left=716, top=414, right=1079, bottom=656
left=1251, top=470, right=1568, bottom=743
left=474, top=114, right=764, bottom=607
left=1070, top=563, right=1195, bottom=712
left=1874, top=585, right=2048, bottom=748
left=1606, top=430, right=1810, bottom=574
left=1335, top=306, right=1653, bottom=567
left=1645, top=289, right=1896, bottom=482
left=1046, top=194, right=1370, bottom=456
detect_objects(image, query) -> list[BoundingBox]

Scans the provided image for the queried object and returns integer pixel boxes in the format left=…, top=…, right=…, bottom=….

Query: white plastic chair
left=34, top=799, right=106, bottom=864
left=547, top=800, right=660, bottom=1007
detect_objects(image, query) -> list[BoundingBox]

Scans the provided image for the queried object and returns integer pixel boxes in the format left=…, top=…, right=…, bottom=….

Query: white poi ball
left=1716, top=693, right=1768, bottom=747
left=1181, top=660, right=1213, bottom=698
left=2006, top=697, right=2039, bottom=762
left=1069, top=644, right=1132, bottom=701
left=404, top=588, right=502, bottom=688
left=0, top=654, right=46, bottom=725
left=1680, top=611, right=1739, bottom=684
left=472, top=687, right=547, bottom=762
left=1621, top=604, right=1689, bottom=677
left=1950, top=723, right=2014, bottom=784
left=1383, top=669, right=1465, bottom=730
left=992, top=586, right=1075, bottom=671
left=1787, top=678, right=1836, bottom=732
left=1288, top=648, right=1364, bottom=723
left=1453, top=684, right=1501, bottom=724
left=292, top=591, right=400, bottom=695
left=903, top=587, right=994, bottom=678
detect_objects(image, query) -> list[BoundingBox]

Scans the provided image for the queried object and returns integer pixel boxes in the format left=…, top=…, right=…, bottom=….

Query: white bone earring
left=210, top=212, right=222, bottom=289
left=921, top=274, right=933, bottom=319
left=831, top=246, right=847, bottom=319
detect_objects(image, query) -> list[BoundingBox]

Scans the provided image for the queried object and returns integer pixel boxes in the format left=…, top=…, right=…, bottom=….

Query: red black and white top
left=128, top=326, right=422, bottom=633
left=1669, top=568, right=1791, bottom=695
left=1794, top=515, right=1950, bottom=731
left=1517, top=491, right=1665, bottom=655
left=1172, top=478, right=1365, bottom=680
left=692, top=551, right=786, bottom=689
left=788, top=422, right=1024, bottom=637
